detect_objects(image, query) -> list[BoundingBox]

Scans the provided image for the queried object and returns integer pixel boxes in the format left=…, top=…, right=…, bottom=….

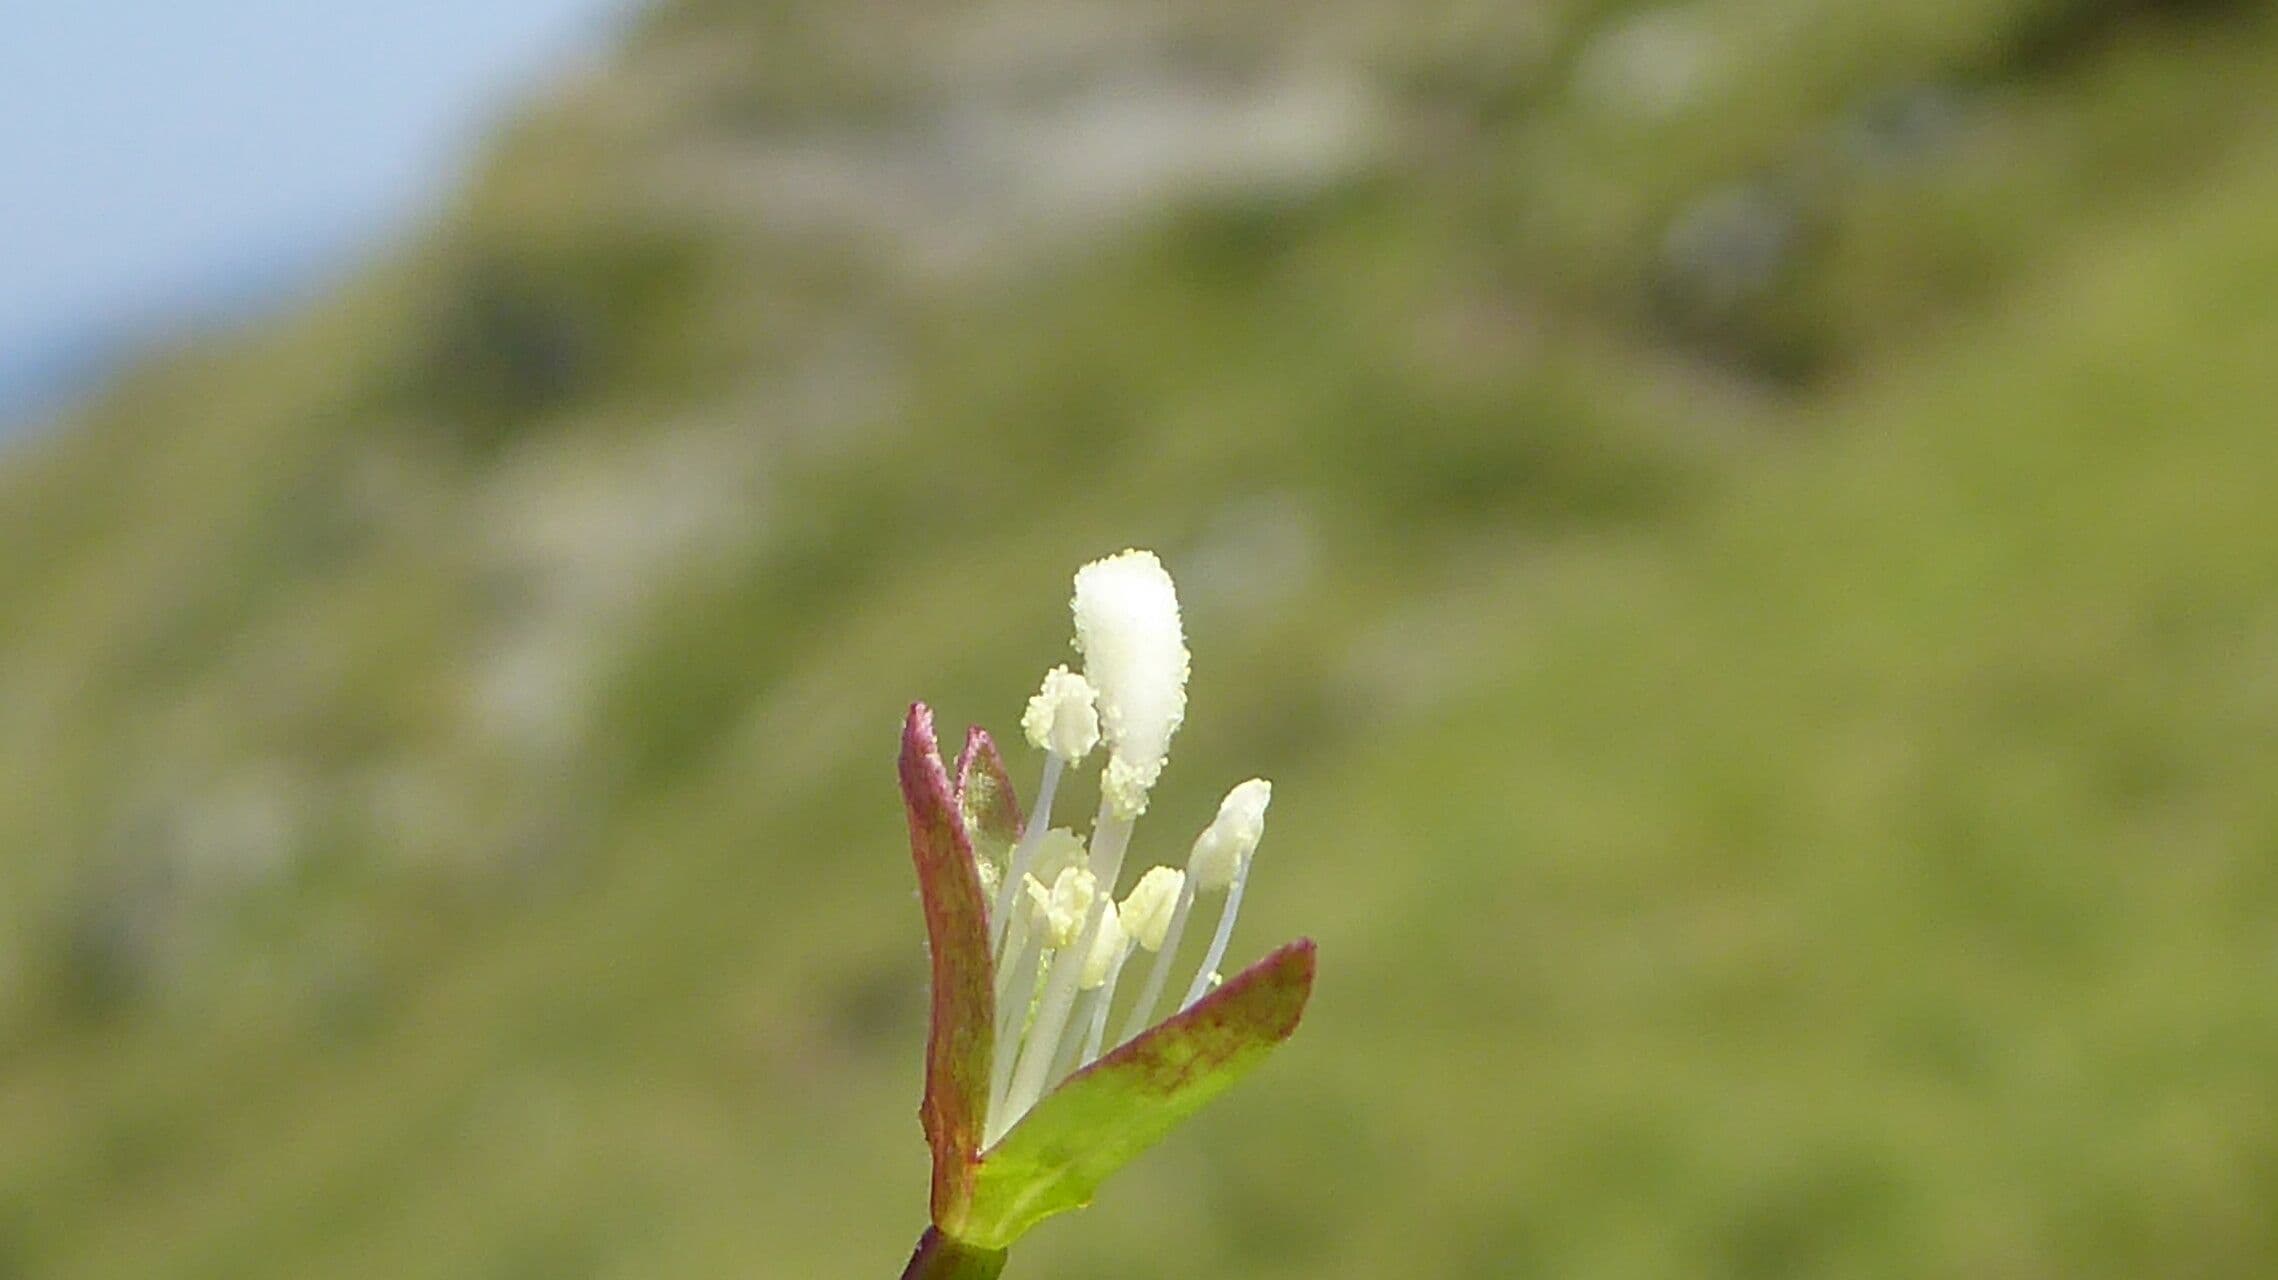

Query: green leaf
left=899, top=703, right=998, bottom=1228
left=955, top=938, right=1317, bottom=1249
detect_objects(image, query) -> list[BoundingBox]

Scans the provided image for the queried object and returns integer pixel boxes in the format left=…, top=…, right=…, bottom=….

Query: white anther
left=1187, top=778, right=1271, bottom=892
left=1079, top=901, right=1129, bottom=990
left=1039, top=866, right=1097, bottom=950
left=1021, top=666, right=1101, bottom=762
left=1119, top=866, right=1186, bottom=952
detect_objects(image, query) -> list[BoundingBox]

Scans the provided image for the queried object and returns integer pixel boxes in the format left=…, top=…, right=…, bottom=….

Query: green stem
left=899, top=1227, right=1008, bottom=1280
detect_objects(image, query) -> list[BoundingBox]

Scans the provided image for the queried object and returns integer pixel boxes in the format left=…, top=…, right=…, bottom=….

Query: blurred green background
left=7, top=0, right=2278, bottom=1275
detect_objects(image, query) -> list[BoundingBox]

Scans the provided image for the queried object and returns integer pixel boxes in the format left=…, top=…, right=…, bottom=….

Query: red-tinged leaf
left=900, top=703, right=997, bottom=1229
left=957, top=938, right=1318, bottom=1249
left=952, top=727, right=1025, bottom=866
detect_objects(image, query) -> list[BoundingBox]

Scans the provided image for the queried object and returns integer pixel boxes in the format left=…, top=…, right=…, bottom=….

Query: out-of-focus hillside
left=5, top=1, right=2278, bottom=1276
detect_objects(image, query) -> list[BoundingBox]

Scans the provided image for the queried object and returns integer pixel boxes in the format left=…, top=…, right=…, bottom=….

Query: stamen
left=1187, top=779, right=1270, bottom=894
left=1119, top=866, right=1185, bottom=952
left=994, top=926, right=1043, bottom=1048
left=992, top=754, right=1063, bottom=956
left=1054, top=902, right=1128, bottom=1078
left=1085, top=806, right=1136, bottom=888
left=1183, top=865, right=1249, bottom=1009
left=1021, top=666, right=1100, bottom=763
left=983, top=550, right=1243, bottom=1139
left=999, top=804, right=1135, bottom=1128
left=988, top=876, right=1051, bottom=1131
left=1078, top=941, right=1133, bottom=1064
left=995, top=819, right=1086, bottom=964
left=1117, top=866, right=1193, bottom=1043
left=1078, top=900, right=1129, bottom=992
left=994, top=874, right=1044, bottom=1024
left=1179, top=780, right=1271, bottom=1009
left=1039, top=865, right=1097, bottom=951
left=994, top=665, right=1100, bottom=953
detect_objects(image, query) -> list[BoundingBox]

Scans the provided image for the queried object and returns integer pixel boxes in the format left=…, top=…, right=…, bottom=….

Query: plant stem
left=1119, top=876, right=1197, bottom=1042
left=900, top=1227, right=1007, bottom=1280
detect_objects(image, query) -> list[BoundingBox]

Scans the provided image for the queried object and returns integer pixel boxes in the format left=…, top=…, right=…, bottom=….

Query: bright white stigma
left=1071, top=549, right=1190, bottom=817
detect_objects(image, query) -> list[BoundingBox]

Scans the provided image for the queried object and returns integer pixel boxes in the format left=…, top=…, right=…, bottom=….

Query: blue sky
left=0, top=0, right=633, bottom=411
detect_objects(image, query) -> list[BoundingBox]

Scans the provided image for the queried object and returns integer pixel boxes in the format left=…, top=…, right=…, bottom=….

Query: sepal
left=900, top=704, right=998, bottom=1229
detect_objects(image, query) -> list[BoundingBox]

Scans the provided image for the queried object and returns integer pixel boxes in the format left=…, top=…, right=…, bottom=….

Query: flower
left=985, top=555, right=1283, bottom=1136
left=895, top=551, right=1315, bottom=1263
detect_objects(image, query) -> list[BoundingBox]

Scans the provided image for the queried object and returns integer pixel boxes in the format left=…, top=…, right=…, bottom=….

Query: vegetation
left=3, top=0, right=2277, bottom=1275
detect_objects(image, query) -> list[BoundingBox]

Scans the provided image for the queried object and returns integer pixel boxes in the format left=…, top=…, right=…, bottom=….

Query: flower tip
left=900, top=701, right=941, bottom=763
